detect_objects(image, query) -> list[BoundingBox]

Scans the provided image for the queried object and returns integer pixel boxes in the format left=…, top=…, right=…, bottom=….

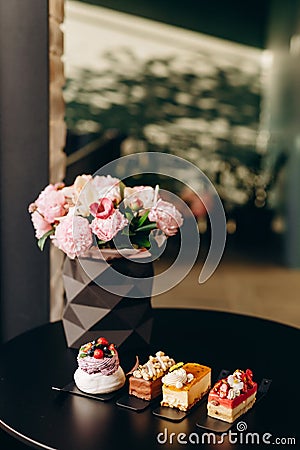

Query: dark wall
left=80, top=0, right=271, bottom=48
left=0, top=0, right=50, bottom=342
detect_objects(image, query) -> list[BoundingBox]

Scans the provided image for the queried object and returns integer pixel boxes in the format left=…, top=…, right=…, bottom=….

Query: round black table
left=0, top=308, right=299, bottom=449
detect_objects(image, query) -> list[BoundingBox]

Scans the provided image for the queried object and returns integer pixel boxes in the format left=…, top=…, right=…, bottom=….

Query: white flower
left=227, top=374, right=244, bottom=392
left=75, top=180, right=99, bottom=217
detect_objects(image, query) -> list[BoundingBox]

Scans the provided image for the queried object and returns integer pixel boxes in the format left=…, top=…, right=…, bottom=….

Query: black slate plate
left=151, top=370, right=230, bottom=423
left=52, top=381, right=125, bottom=402
left=116, top=393, right=161, bottom=412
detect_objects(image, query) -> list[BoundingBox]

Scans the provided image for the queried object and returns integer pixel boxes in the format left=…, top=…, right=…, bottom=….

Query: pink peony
left=124, top=186, right=156, bottom=210
left=61, top=174, right=93, bottom=204
left=148, top=199, right=183, bottom=236
left=89, top=198, right=114, bottom=219
left=90, top=210, right=128, bottom=242
left=31, top=211, right=53, bottom=239
left=92, top=175, right=121, bottom=203
left=52, top=209, right=93, bottom=259
left=35, top=184, right=67, bottom=223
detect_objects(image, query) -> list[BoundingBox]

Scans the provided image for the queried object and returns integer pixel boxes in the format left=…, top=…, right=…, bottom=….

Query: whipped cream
left=77, top=353, right=119, bottom=375
left=162, top=367, right=194, bottom=389
left=132, top=351, right=175, bottom=381
left=227, top=370, right=244, bottom=397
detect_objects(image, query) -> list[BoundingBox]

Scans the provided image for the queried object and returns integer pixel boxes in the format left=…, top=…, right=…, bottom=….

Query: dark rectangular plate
left=196, top=378, right=272, bottom=433
left=152, top=392, right=208, bottom=422
left=116, top=394, right=161, bottom=412
left=52, top=381, right=125, bottom=402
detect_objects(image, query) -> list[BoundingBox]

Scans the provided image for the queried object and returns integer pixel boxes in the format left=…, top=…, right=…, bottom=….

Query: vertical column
left=0, top=0, right=50, bottom=341
left=263, top=0, right=300, bottom=267
left=49, top=0, right=67, bottom=321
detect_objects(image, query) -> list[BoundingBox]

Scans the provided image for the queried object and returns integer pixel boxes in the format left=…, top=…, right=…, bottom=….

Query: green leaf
left=137, top=211, right=149, bottom=228
left=37, top=229, right=54, bottom=251
left=125, top=211, right=134, bottom=221
left=119, top=181, right=126, bottom=200
left=133, top=236, right=151, bottom=248
left=135, top=223, right=157, bottom=233
left=121, top=229, right=136, bottom=236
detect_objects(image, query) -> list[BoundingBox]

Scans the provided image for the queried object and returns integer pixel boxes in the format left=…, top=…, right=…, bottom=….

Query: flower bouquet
left=28, top=175, right=183, bottom=350
left=29, top=174, right=183, bottom=257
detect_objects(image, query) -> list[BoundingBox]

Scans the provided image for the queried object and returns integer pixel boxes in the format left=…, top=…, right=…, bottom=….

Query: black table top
left=0, top=308, right=299, bottom=450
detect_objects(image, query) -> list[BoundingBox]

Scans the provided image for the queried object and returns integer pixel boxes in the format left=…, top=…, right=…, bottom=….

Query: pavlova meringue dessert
left=74, top=337, right=126, bottom=394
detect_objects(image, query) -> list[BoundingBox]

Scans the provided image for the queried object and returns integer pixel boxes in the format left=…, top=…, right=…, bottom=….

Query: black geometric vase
left=62, top=252, right=154, bottom=353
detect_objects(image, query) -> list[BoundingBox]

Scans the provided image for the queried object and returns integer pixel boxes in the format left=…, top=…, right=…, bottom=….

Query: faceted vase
left=62, top=251, right=154, bottom=354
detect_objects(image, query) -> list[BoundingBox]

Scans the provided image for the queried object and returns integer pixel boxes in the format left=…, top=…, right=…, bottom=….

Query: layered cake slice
left=207, top=369, right=257, bottom=423
left=129, top=351, right=175, bottom=401
left=161, top=362, right=211, bottom=411
left=74, top=337, right=126, bottom=394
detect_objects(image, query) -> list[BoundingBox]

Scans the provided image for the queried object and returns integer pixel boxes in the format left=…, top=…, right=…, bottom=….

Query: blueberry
left=87, top=349, right=94, bottom=356
left=103, top=346, right=108, bottom=352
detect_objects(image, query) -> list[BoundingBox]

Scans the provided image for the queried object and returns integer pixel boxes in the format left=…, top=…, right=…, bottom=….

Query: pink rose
left=148, top=199, right=183, bottom=236
left=89, top=198, right=114, bottom=219
left=35, top=184, right=67, bottom=223
left=52, top=209, right=93, bottom=259
left=92, top=175, right=121, bottom=203
left=31, top=211, right=53, bottom=239
left=90, top=210, right=128, bottom=242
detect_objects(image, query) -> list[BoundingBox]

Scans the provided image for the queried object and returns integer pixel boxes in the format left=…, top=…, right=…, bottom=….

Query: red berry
left=108, top=343, right=117, bottom=356
left=246, top=369, right=253, bottom=379
left=93, top=349, right=104, bottom=359
left=97, top=337, right=109, bottom=346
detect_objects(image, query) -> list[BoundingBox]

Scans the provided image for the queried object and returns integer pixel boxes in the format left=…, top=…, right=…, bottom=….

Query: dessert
left=129, top=351, right=175, bottom=401
left=207, top=369, right=257, bottom=423
left=74, top=337, right=126, bottom=394
left=161, top=362, right=211, bottom=411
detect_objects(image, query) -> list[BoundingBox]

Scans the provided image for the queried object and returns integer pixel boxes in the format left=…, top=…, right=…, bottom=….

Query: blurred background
left=0, top=0, right=299, bottom=347
left=62, top=0, right=300, bottom=327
